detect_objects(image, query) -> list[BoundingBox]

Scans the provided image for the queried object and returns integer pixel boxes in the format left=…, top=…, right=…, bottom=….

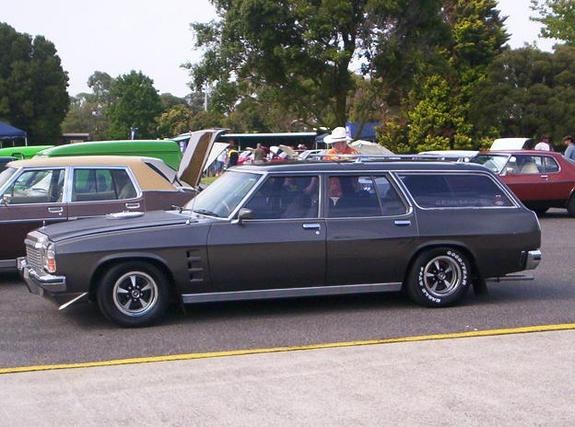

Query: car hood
left=39, top=210, right=202, bottom=243
left=178, top=129, right=227, bottom=187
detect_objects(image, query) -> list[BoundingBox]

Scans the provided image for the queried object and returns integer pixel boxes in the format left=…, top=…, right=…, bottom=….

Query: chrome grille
left=26, top=245, right=43, bottom=273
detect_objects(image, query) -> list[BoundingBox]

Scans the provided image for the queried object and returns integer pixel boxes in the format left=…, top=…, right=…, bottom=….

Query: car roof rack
left=302, top=153, right=464, bottom=163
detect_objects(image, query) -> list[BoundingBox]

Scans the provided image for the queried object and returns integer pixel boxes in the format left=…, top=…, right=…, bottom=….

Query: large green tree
left=471, top=45, right=575, bottom=147
left=187, top=0, right=446, bottom=129
left=383, top=0, right=508, bottom=152
left=106, top=71, right=163, bottom=139
left=0, top=22, right=69, bottom=144
left=531, top=0, right=575, bottom=44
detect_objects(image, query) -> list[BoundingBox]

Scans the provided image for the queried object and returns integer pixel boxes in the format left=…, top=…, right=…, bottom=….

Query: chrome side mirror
left=1, top=194, right=11, bottom=206
left=232, top=208, right=254, bottom=225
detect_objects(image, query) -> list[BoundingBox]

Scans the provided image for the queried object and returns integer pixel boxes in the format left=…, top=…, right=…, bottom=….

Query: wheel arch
left=89, top=253, right=178, bottom=302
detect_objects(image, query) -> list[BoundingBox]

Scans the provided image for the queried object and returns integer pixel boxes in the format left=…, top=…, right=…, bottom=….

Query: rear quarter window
left=398, top=173, right=514, bottom=208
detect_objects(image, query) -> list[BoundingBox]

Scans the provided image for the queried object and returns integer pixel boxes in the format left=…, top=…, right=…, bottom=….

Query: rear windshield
left=398, top=173, right=514, bottom=208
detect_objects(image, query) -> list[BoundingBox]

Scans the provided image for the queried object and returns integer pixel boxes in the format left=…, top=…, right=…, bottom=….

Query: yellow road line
left=1, top=323, right=574, bottom=375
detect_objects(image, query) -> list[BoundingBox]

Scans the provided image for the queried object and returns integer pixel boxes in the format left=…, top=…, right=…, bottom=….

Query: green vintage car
left=0, top=146, right=53, bottom=159
left=36, top=140, right=182, bottom=170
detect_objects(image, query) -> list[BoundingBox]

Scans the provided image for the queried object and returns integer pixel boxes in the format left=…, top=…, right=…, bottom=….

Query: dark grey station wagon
left=20, top=161, right=542, bottom=327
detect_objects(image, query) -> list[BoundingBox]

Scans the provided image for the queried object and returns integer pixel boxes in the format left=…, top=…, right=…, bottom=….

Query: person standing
left=227, top=145, right=239, bottom=168
left=253, top=143, right=266, bottom=164
left=324, top=127, right=357, bottom=160
left=563, top=136, right=575, bottom=161
left=535, top=135, right=552, bottom=151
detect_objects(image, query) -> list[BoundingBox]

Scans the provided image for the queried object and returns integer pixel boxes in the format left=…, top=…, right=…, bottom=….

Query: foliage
left=0, top=22, right=69, bottom=144
left=106, top=71, right=163, bottom=139
left=380, top=0, right=508, bottom=152
left=187, top=0, right=448, bottom=129
left=531, top=0, right=575, bottom=44
left=471, top=45, right=575, bottom=148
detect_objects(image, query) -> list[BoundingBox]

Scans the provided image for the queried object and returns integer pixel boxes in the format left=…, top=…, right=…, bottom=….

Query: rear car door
left=207, top=174, right=325, bottom=291
left=502, top=155, right=547, bottom=203
left=67, top=167, right=144, bottom=219
left=0, top=167, right=67, bottom=262
left=325, top=174, right=416, bottom=286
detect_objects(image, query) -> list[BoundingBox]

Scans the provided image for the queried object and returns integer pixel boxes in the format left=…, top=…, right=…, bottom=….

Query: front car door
left=67, top=167, right=144, bottom=219
left=325, top=173, right=416, bottom=286
left=0, top=167, right=67, bottom=265
left=207, top=174, right=325, bottom=292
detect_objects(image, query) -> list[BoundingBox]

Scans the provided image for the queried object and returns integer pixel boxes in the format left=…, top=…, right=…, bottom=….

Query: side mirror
left=1, top=194, right=11, bottom=206
left=232, top=208, right=254, bottom=225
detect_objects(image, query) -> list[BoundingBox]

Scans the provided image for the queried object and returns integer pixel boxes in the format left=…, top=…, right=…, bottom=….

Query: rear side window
left=399, top=174, right=514, bottom=208
left=72, top=169, right=137, bottom=202
left=543, top=156, right=559, bottom=173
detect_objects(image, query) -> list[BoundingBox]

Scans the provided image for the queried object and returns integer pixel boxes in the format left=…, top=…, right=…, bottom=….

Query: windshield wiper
left=193, top=208, right=221, bottom=217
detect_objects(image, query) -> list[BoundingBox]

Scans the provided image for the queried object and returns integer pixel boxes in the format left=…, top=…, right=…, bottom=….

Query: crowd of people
left=532, top=134, right=575, bottom=161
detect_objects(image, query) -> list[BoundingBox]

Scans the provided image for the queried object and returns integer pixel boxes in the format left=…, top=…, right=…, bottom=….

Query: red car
left=471, top=150, right=575, bottom=215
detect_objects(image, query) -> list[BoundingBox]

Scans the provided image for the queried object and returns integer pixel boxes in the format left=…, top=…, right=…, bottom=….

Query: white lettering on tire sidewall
left=417, top=250, right=468, bottom=304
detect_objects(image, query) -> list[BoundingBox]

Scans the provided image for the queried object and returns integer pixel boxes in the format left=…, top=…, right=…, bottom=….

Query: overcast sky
left=1, top=0, right=558, bottom=98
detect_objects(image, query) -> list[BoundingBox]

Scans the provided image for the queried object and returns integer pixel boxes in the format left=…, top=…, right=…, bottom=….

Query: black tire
left=405, top=247, right=471, bottom=307
left=567, top=196, right=575, bottom=217
left=97, top=261, right=170, bottom=327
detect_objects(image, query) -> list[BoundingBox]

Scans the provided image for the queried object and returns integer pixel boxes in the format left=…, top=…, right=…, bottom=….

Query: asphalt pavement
left=0, top=209, right=574, bottom=369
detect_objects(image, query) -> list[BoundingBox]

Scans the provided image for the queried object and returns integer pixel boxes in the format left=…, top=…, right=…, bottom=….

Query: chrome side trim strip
left=181, top=282, right=402, bottom=304
left=0, top=259, right=17, bottom=269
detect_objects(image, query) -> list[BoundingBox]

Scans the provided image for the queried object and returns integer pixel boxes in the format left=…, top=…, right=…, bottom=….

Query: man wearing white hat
left=324, top=126, right=357, bottom=160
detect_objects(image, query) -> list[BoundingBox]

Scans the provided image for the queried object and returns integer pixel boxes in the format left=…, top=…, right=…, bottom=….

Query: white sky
left=1, top=0, right=559, bottom=98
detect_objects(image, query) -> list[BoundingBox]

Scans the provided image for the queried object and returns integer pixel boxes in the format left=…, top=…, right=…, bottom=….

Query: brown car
left=0, top=156, right=197, bottom=270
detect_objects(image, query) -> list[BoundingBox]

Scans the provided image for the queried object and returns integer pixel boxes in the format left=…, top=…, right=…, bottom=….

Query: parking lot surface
left=0, top=209, right=574, bottom=369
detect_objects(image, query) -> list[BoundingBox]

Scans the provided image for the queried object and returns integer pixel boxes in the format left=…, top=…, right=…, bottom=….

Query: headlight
left=43, top=243, right=57, bottom=274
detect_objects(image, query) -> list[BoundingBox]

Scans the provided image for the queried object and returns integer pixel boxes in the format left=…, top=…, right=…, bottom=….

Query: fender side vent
left=186, top=249, right=204, bottom=284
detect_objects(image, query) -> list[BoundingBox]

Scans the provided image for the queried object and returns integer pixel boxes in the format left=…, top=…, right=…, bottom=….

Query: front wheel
left=405, top=247, right=471, bottom=307
left=97, top=262, right=170, bottom=327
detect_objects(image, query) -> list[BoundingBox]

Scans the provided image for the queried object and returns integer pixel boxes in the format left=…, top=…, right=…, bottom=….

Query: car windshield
left=0, top=167, right=16, bottom=189
left=470, top=154, right=509, bottom=174
left=185, top=171, right=261, bottom=218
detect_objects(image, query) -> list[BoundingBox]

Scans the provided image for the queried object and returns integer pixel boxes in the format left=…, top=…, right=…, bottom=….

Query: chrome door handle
left=394, top=220, right=411, bottom=226
left=125, top=203, right=140, bottom=210
left=540, top=175, right=549, bottom=179
left=302, top=223, right=321, bottom=230
left=48, top=207, right=63, bottom=214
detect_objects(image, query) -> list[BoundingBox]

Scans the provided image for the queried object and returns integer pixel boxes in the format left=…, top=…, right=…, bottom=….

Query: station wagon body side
left=20, top=161, right=542, bottom=327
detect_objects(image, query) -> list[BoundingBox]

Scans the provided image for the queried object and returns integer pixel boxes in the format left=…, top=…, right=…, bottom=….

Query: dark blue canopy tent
left=0, top=122, right=27, bottom=147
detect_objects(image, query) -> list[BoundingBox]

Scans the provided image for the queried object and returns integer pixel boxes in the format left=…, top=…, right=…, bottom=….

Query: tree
left=187, top=0, right=447, bottom=129
left=471, top=45, right=575, bottom=147
left=106, top=71, right=163, bottom=139
left=531, top=0, right=575, bottom=44
left=381, top=0, right=508, bottom=152
left=0, top=23, right=69, bottom=144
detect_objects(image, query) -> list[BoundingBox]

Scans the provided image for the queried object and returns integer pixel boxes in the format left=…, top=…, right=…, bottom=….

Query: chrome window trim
left=392, top=170, right=521, bottom=211
left=0, top=166, right=68, bottom=206
left=323, top=173, right=413, bottom=220
left=66, top=166, right=143, bottom=204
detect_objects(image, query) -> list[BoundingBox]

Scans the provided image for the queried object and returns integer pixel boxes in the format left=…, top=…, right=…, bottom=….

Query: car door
left=539, top=155, right=574, bottom=203
left=325, top=174, right=416, bottom=286
left=502, top=155, right=547, bottom=203
left=67, top=167, right=145, bottom=219
left=207, top=174, right=325, bottom=292
left=0, top=167, right=67, bottom=262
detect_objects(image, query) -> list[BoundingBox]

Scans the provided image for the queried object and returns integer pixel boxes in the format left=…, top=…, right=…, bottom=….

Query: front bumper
left=18, top=257, right=67, bottom=295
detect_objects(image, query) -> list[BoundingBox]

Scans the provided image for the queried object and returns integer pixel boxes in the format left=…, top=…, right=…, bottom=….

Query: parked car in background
left=0, top=156, right=197, bottom=270
left=418, top=150, right=478, bottom=162
left=471, top=150, right=575, bottom=215
left=37, top=140, right=182, bottom=170
left=0, top=146, right=53, bottom=160
left=20, top=160, right=541, bottom=327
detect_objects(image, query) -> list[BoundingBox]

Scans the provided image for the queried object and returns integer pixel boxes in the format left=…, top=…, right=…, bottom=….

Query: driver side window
left=3, top=169, right=64, bottom=204
left=243, top=175, right=319, bottom=219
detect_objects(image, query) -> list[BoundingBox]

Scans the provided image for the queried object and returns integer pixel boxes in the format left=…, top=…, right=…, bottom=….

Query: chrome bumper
left=524, top=249, right=542, bottom=270
left=18, top=258, right=67, bottom=294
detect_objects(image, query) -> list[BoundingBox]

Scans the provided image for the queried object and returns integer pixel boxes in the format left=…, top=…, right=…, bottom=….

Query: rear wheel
left=406, top=247, right=471, bottom=307
left=97, top=262, right=169, bottom=327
